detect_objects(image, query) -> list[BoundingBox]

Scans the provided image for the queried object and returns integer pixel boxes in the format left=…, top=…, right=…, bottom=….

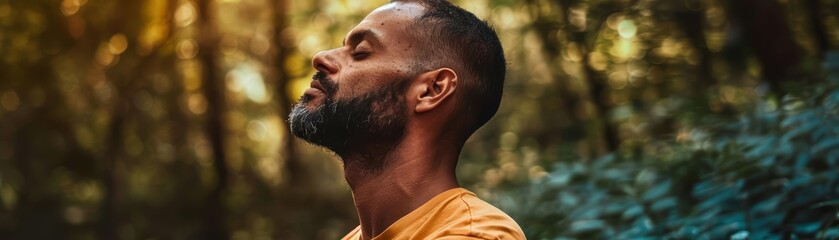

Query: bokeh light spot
left=564, top=42, right=583, bottom=62
left=0, top=185, right=17, bottom=209
left=588, top=52, right=608, bottom=71
left=95, top=44, right=117, bottom=66
left=1, top=91, right=20, bottom=111
left=188, top=93, right=207, bottom=115
left=108, top=33, right=128, bottom=55
left=500, top=132, right=519, bottom=151
left=617, top=20, right=637, bottom=39
left=63, top=206, right=85, bottom=225
left=257, top=157, right=281, bottom=187
left=569, top=5, right=587, bottom=31
left=177, top=39, right=199, bottom=59
left=175, top=2, right=197, bottom=27
left=60, top=0, right=81, bottom=16
left=92, top=81, right=113, bottom=103
left=608, top=71, right=628, bottom=89
left=246, top=120, right=267, bottom=141
left=133, top=90, right=154, bottom=111
left=226, top=64, right=269, bottom=104
left=250, top=34, right=270, bottom=55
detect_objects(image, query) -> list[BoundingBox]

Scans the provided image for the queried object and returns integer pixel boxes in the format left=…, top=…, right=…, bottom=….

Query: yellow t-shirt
left=341, top=188, right=526, bottom=240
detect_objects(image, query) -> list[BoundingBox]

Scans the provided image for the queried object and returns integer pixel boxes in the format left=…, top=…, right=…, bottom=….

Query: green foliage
left=497, top=54, right=839, bottom=239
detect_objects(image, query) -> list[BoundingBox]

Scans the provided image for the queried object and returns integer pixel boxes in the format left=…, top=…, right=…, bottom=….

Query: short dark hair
left=393, top=0, right=506, bottom=138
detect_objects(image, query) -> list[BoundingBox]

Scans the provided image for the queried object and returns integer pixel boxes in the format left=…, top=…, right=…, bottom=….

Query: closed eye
left=352, top=51, right=370, bottom=60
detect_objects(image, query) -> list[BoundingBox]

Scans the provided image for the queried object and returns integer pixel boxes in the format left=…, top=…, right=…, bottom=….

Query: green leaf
left=696, top=188, right=736, bottom=212
left=622, top=205, right=644, bottom=220
left=570, top=219, right=605, bottom=233
left=730, top=230, right=749, bottom=240
left=794, top=222, right=823, bottom=234
left=811, top=199, right=839, bottom=208
left=784, top=173, right=813, bottom=191
left=651, top=197, right=677, bottom=212
left=818, top=227, right=839, bottom=239
left=812, top=137, right=839, bottom=155
left=642, top=179, right=671, bottom=202
left=751, top=195, right=783, bottom=215
left=795, top=152, right=810, bottom=169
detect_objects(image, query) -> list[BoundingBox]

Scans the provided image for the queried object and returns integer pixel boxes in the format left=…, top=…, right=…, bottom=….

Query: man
left=288, top=0, right=524, bottom=239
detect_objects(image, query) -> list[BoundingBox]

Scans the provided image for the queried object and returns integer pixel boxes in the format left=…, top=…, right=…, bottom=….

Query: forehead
left=368, top=2, right=425, bottom=19
left=348, top=2, right=425, bottom=44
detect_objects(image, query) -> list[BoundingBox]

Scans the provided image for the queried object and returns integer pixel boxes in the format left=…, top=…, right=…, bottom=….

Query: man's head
left=289, top=0, right=505, bottom=170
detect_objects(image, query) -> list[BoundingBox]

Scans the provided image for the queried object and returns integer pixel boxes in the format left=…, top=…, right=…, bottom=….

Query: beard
left=288, top=72, right=410, bottom=172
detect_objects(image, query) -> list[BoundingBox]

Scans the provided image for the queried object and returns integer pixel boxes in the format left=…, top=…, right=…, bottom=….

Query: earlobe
left=415, top=68, right=457, bottom=113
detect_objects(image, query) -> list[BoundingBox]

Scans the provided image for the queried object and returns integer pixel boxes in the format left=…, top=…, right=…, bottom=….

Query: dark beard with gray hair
left=288, top=72, right=410, bottom=172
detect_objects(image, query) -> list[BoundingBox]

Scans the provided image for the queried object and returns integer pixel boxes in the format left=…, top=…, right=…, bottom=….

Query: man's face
left=288, top=2, right=425, bottom=169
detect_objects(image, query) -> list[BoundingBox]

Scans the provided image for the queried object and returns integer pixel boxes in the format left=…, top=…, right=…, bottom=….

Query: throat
left=344, top=154, right=459, bottom=240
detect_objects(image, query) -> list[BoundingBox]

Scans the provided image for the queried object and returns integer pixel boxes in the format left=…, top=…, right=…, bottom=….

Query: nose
left=311, top=49, right=340, bottom=75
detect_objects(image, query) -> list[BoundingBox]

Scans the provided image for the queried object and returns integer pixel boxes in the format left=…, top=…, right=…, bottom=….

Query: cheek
left=338, top=58, right=411, bottom=98
left=335, top=69, right=369, bottom=98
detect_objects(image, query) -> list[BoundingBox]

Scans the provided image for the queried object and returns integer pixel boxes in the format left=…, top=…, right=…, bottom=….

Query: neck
left=344, top=136, right=461, bottom=240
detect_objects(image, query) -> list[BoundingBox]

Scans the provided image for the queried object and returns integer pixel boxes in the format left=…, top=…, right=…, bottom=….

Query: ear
left=413, top=68, right=457, bottom=113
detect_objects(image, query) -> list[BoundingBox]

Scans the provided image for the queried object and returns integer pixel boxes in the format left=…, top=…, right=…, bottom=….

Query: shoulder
left=443, top=190, right=526, bottom=240
left=373, top=188, right=526, bottom=240
left=341, top=226, right=361, bottom=240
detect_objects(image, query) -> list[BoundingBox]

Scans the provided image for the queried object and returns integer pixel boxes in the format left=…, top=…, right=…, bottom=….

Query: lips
left=309, top=79, right=326, bottom=94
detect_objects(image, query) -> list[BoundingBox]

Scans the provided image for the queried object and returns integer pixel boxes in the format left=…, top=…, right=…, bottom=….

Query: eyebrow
left=343, top=29, right=383, bottom=48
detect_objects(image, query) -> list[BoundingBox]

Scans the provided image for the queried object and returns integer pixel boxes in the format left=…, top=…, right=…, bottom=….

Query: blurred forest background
left=2, top=0, right=839, bottom=239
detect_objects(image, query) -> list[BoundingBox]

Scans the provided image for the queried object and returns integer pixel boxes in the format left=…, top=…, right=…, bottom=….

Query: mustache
left=313, top=71, right=338, bottom=96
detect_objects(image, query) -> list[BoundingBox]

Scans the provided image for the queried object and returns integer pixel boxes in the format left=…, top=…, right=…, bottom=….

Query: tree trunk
left=101, top=98, right=126, bottom=240
left=675, top=7, right=715, bottom=91
left=559, top=0, right=622, bottom=154
left=527, top=7, right=588, bottom=154
left=730, top=0, right=800, bottom=96
left=270, top=0, right=303, bottom=188
left=804, top=0, right=829, bottom=59
left=196, top=0, right=230, bottom=239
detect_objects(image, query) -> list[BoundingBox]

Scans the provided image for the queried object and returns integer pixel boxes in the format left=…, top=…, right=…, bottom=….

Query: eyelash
left=351, top=51, right=370, bottom=60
